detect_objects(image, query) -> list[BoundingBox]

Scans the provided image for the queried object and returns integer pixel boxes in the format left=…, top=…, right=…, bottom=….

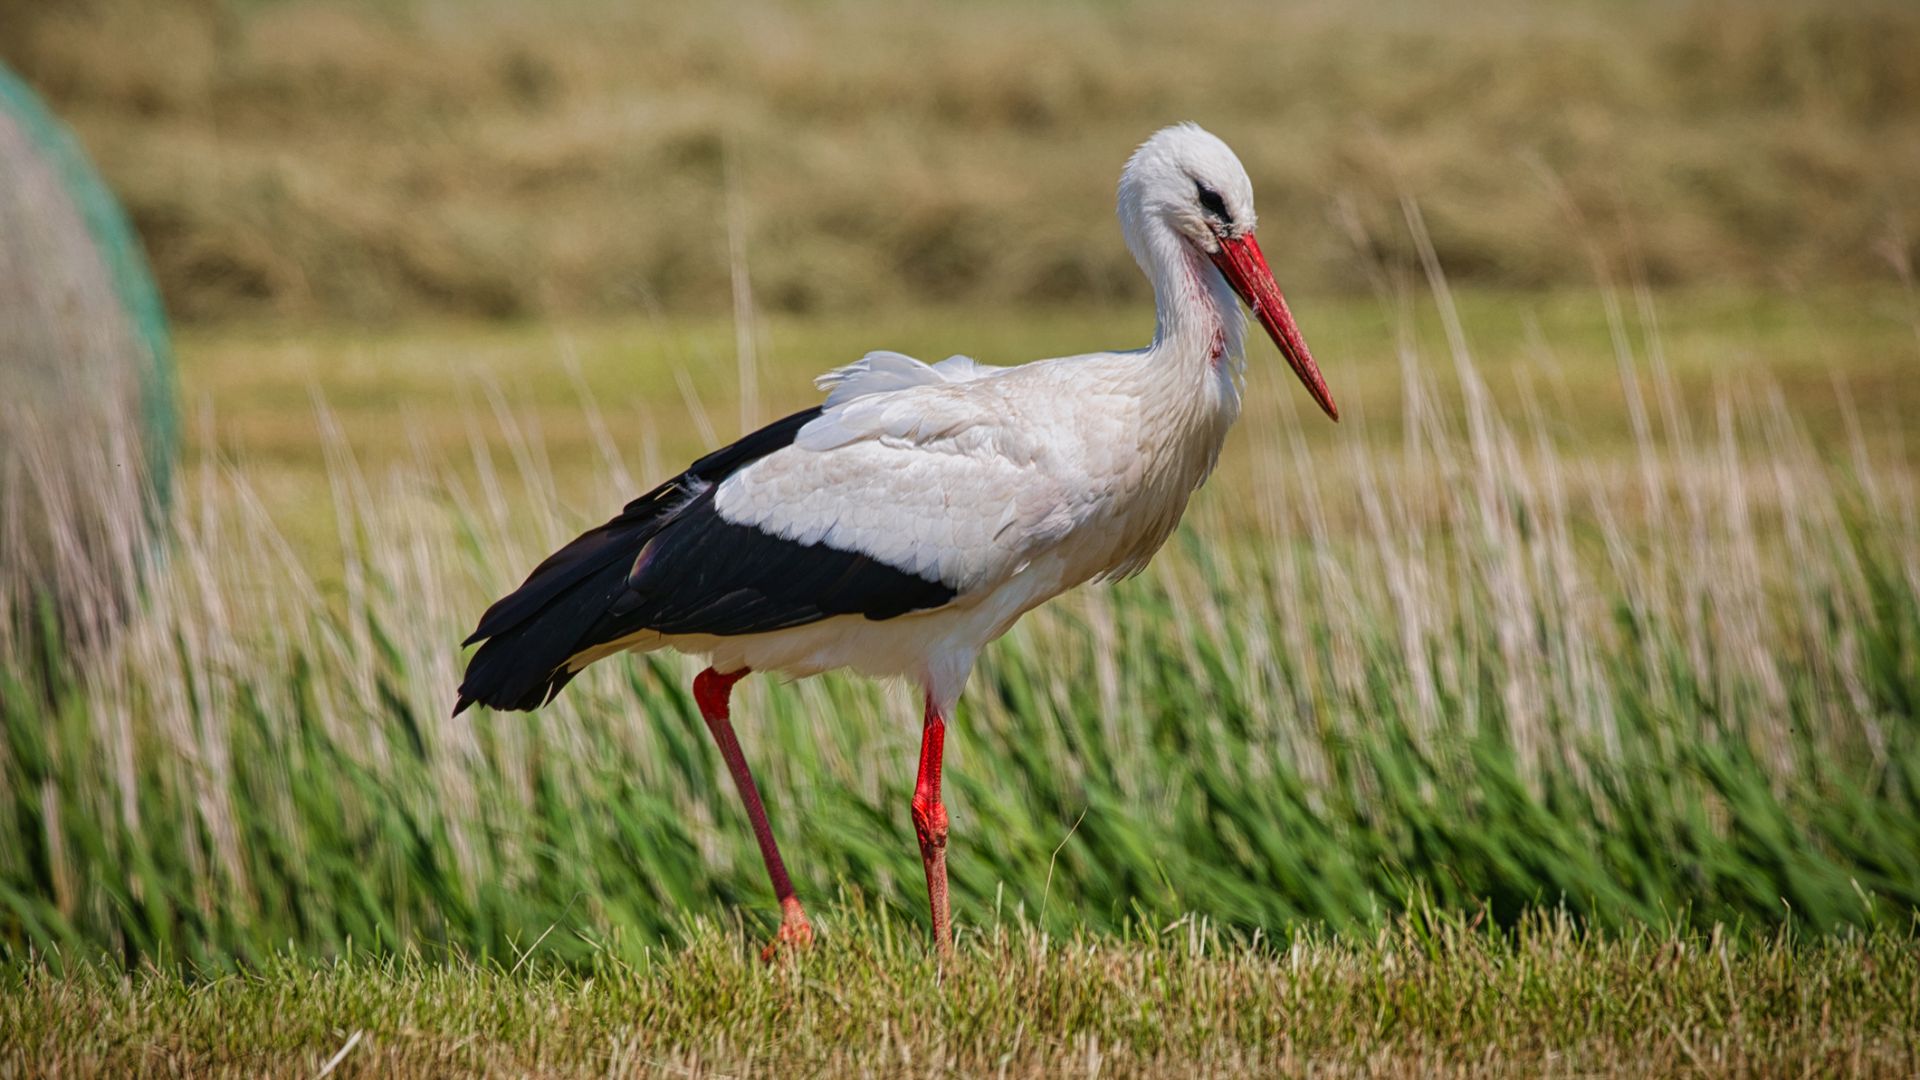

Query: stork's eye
left=1195, top=180, right=1230, bottom=223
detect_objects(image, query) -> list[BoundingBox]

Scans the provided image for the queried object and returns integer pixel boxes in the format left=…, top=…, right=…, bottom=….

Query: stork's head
left=1119, top=123, right=1338, bottom=421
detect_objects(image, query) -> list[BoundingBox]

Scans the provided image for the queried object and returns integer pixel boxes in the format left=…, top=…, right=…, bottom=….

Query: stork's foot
left=759, top=895, right=814, bottom=963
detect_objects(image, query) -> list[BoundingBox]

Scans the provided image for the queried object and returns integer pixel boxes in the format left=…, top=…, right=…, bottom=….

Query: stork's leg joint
left=911, top=794, right=949, bottom=853
left=693, top=666, right=746, bottom=721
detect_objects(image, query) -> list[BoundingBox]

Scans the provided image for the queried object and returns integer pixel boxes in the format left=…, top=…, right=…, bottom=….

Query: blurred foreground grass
left=4, top=910, right=1916, bottom=1076
left=3, top=279, right=1918, bottom=976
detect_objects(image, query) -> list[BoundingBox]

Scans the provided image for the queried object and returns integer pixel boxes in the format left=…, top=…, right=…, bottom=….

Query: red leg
left=693, top=667, right=812, bottom=960
left=911, top=693, right=953, bottom=953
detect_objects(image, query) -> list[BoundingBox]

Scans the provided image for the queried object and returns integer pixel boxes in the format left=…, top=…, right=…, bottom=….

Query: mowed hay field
left=5, top=0, right=1920, bottom=1074
left=4, top=0, right=1920, bottom=322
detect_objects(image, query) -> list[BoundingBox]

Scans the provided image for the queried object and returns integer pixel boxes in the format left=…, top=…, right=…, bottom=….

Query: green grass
left=4, top=275, right=1918, bottom=976
left=4, top=910, right=1917, bottom=1076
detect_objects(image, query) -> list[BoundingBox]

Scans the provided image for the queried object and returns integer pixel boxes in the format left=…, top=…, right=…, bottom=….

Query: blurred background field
left=5, top=0, right=1920, bottom=323
left=4, top=0, right=1919, bottom=556
left=2, top=2, right=1920, bottom=1058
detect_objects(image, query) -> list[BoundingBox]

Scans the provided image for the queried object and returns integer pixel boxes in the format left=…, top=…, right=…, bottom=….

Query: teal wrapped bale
left=0, top=62, right=176, bottom=654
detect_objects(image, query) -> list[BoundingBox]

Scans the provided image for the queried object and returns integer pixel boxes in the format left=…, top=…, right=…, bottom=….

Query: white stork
left=455, top=123, right=1338, bottom=956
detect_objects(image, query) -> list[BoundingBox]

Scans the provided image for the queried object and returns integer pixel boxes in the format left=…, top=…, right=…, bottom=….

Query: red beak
left=1208, top=233, right=1338, bottom=422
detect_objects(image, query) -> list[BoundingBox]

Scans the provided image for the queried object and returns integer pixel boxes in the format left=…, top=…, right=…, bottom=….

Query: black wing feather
left=462, top=407, right=825, bottom=647
left=454, top=406, right=956, bottom=714
left=615, top=488, right=953, bottom=635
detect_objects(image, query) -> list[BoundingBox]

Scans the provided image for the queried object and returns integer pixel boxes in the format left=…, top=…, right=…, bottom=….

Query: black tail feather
left=454, top=407, right=826, bottom=715
left=454, top=518, right=657, bottom=713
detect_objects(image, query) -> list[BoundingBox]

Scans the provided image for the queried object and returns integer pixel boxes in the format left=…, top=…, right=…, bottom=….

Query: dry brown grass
left=6, top=914, right=1918, bottom=1077
left=6, top=0, right=1920, bottom=323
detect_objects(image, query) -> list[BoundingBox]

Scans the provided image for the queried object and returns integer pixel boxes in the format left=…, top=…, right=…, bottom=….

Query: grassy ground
left=5, top=911, right=1918, bottom=1076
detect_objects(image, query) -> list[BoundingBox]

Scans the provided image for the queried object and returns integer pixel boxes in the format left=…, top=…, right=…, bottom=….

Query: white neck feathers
left=1118, top=197, right=1247, bottom=384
